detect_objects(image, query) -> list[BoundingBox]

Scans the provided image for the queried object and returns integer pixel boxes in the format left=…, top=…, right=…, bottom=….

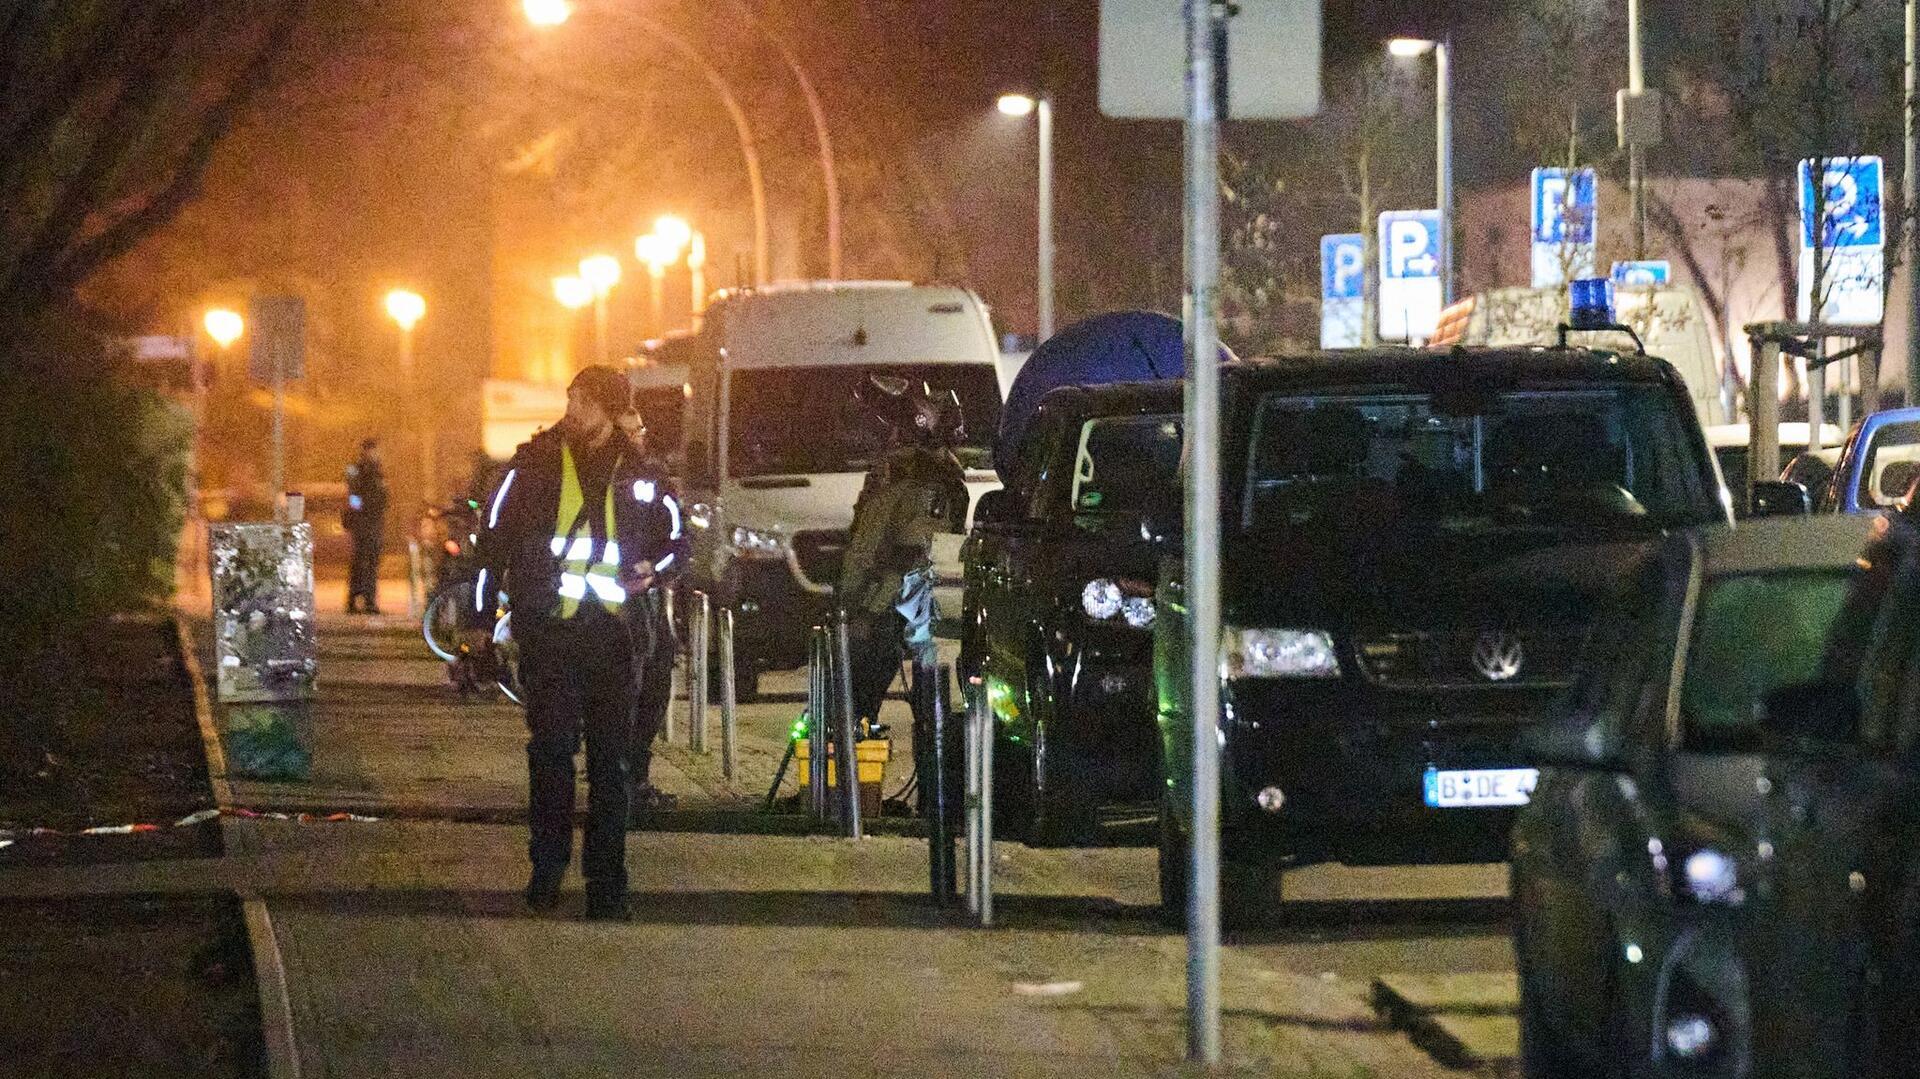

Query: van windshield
left=728, top=363, right=1001, bottom=476
left=1240, top=385, right=1715, bottom=535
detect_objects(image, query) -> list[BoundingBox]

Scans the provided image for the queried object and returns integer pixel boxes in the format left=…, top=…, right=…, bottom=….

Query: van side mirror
left=1758, top=680, right=1860, bottom=745
left=972, top=488, right=1020, bottom=530
left=1750, top=480, right=1811, bottom=517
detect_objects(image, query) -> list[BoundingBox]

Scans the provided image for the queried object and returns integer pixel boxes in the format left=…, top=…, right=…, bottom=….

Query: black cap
left=360, top=438, right=378, bottom=452
left=569, top=365, right=632, bottom=416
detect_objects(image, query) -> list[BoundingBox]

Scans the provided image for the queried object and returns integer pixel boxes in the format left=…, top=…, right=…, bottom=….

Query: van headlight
left=1679, top=848, right=1744, bottom=905
left=730, top=525, right=787, bottom=558
left=1082, top=579, right=1124, bottom=620
left=1224, top=628, right=1340, bottom=679
left=1121, top=596, right=1155, bottom=629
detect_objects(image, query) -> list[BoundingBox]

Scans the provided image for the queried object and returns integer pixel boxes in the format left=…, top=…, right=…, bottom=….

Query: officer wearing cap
left=464, top=364, right=688, bottom=920
left=839, top=377, right=970, bottom=734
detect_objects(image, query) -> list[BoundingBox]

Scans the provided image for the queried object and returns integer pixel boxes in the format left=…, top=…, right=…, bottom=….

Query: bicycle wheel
left=492, top=610, right=524, bottom=706
left=422, top=578, right=473, bottom=663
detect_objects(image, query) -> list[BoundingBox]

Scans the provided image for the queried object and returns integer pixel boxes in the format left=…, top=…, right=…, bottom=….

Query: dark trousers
left=849, top=610, right=908, bottom=728
left=519, top=615, right=636, bottom=896
left=626, top=593, right=676, bottom=784
left=347, top=529, right=382, bottom=610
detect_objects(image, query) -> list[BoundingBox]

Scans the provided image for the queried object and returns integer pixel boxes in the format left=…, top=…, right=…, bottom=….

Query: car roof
left=1034, top=379, right=1184, bottom=417
left=1688, top=514, right=1889, bottom=576
left=1227, top=347, right=1682, bottom=391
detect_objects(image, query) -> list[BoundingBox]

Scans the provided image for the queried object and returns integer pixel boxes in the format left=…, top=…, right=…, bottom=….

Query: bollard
left=831, top=611, right=863, bottom=839
left=719, top=608, right=738, bottom=781
left=807, top=626, right=830, bottom=820
left=964, top=678, right=982, bottom=918
left=926, top=662, right=956, bottom=905
left=663, top=589, right=679, bottom=742
left=406, top=538, right=424, bottom=619
left=689, top=591, right=710, bottom=753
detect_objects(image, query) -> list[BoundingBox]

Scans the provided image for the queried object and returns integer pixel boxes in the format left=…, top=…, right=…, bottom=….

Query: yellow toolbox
left=795, top=737, right=891, bottom=816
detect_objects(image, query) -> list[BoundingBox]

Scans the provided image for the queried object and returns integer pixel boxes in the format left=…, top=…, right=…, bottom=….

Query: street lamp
left=635, top=233, right=676, bottom=338
left=523, top=0, right=571, bottom=28
left=997, top=91, right=1054, bottom=341
left=579, top=254, right=621, bottom=365
left=384, top=288, right=435, bottom=502
left=1388, top=37, right=1453, bottom=305
left=204, top=308, right=244, bottom=349
left=552, top=274, right=593, bottom=311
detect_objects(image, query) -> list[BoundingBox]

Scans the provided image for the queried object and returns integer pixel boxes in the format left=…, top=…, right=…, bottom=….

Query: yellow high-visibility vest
left=549, top=442, right=625, bottom=618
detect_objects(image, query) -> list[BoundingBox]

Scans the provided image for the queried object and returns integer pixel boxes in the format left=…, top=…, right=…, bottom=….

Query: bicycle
left=422, top=571, right=522, bottom=704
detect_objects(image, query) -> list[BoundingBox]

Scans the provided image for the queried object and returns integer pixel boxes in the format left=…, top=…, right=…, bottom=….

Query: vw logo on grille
left=1471, top=629, right=1525, bottom=682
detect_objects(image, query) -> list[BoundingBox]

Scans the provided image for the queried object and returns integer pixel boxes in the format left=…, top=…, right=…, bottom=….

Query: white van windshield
left=728, top=364, right=1001, bottom=476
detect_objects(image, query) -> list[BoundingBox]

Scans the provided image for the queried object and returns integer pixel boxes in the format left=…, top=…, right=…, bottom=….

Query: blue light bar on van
left=1569, top=278, right=1616, bottom=330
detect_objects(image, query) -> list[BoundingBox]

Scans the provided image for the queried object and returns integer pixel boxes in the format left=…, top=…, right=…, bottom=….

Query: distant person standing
left=344, top=438, right=389, bottom=614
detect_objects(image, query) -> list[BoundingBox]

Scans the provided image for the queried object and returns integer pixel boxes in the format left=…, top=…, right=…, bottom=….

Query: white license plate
left=1423, top=767, right=1538, bottom=808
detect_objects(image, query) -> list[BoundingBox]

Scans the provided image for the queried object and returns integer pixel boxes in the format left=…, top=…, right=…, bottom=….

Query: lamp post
left=384, top=288, right=433, bottom=502
left=579, top=254, right=622, bottom=365
left=196, top=308, right=243, bottom=562
left=1389, top=37, right=1453, bottom=305
left=998, top=92, right=1055, bottom=341
left=635, top=234, right=673, bottom=338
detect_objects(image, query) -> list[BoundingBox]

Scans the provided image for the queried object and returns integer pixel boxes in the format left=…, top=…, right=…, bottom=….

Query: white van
left=642, top=281, right=1005, bottom=694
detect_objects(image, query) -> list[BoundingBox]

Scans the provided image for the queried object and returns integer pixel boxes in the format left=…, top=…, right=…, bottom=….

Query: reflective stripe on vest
left=551, top=442, right=625, bottom=617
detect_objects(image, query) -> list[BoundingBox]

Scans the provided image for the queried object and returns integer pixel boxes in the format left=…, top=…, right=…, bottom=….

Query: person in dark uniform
left=838, top=377, right=970, bottom=734
left=344, top=438, right=389, bottom=614
left=614, top=406, right=687, bottom=814
left=462, top=365, right=686, bottom=920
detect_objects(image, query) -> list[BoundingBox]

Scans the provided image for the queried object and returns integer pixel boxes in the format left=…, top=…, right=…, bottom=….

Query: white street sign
left=1098, top=0, right=1322, bottom=119
left=1378, top=211, right=1442, bottom=342
left=1320, top=233, right=1365, bottom=349
left=1611, top=260, right=1672, bottom=287
left=1797, top=246, right=1885, bottom=325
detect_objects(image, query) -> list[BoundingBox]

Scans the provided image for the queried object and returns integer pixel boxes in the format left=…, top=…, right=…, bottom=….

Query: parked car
left=962, top=380, right=1182, bottom=845
left=1154, top=348, right=1731, bottom=926
left=1511, top=512, right=1920, bottom=1078
left=1705, top=422, right=1843, bottom=516
left=1818, top=406, right=1920, bottom=514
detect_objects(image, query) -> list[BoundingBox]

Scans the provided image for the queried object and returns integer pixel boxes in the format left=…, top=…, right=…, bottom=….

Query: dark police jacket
left=343, top=456, right=389, bottom=535
left=464, top=426, right=688, bottom=633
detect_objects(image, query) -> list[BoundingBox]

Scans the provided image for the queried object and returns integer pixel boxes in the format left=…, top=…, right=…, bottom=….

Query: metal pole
left=734, top=3, right=841, bottom=279
left=1749, top=333, right=1783, bottom=496
left=663, top=587, right=679, bottom=742
left=690, top=591, right=710, bottom=753
left=1810, top=342, right=1828, bottom=453
left=1037, top=96, right=1056, bottom=342
left=1183, top=0, right=1224, bottom=1064
left=271, top=353, right=286, bottom=516
left=1435, top=38, right=1454, bottom=307
left=831, top=611, right=863, bottom=838
left=978, top=679, right=994, bottom=928
left=926, top=662, right=955, bottom=904
left=719, top=607, right=738, bottom=780
left=808, top=626, right=830, bottom=819
left=1628, top=0, right=1648, bottom=261
left=964, top=678, right=982, bottom=917
left=1907, top=0, right=1920, bottom=400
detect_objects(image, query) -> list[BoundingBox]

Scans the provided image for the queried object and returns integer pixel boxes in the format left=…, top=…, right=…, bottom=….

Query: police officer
left=614, top=407, right=685, bottom=813
left=838, top=377, right=970, bottom=734
left=463, top=365, right=687, bottom=920
left=344, top=438, right=389, bottom=614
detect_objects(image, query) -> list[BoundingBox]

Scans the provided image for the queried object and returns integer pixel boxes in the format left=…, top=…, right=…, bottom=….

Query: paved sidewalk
left=5, top=818, right=1462, bottom=1078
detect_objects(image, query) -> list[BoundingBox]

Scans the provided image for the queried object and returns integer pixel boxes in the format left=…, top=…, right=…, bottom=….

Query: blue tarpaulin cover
left=994, top=310, right=1190, bottom=481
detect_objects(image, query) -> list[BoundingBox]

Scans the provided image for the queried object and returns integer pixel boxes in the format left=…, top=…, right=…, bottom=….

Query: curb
left=177, top=615, right=304, bottom=1079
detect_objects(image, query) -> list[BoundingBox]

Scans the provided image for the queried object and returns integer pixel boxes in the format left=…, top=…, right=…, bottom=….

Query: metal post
left=964, top=679, right=983, bottom=917
left=1810, top=342, right=1828, bottom=454
left=808, top=626, right=830, bottom=819
left=926, top=662, right=955, bottom=904
left=689, top=591, right=710, bottom=753
left=831, top=611, right=863, bottom=839
left=719, top=607, right=738, bottom=781
left=1435, top=37, right=1454, bottom=306
left=1909, top=0, right=1920, bottom=401
left=1628, top=0, right=1647, bottom=261
left=1037, top=96, right=1056, bottom=342
left=270, top=354, right=286, bottom=517
left=1749, top=333, right=1784, bottom=496
left=978, top=680, right=994, bottom=928
left=1182, top=0, right=1224, bottom=1064
left=663, top=587, right=679, bottom=743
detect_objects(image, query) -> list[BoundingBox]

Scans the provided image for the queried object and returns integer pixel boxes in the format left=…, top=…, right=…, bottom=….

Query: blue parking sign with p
left=1378, top=211, right=1440, bottom=280
left=1532, top=167, right=1596, bottom=245
left=1321, top=234, right=1365, bottom=300
left=1800, top=156, right=1884, bottom=249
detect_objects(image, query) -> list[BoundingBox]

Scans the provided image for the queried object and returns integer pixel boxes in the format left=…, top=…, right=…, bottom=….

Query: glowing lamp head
left=652, top=215, right=693, bottom=257
left=635, top=233, right=673, bottom=273
left=997, top=93, right=1038, bottom=117
left=1388, top=37, right=1437, bottom=57
left=524, top=0, right=572, bottom=28
left=203, top=308, right=244, bottom=349
left=553, top=275, right=593, bottom=310
left=384, top=289, right=426, bottom=331
left=580, top=254, right=622, bottom=295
